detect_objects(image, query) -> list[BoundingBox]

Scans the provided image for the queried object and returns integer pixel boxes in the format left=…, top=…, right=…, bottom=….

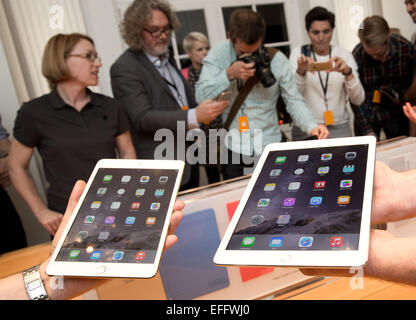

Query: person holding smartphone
left=9, top=33, right=136, bottom=236
left=289, top=7, right=365, bottom=140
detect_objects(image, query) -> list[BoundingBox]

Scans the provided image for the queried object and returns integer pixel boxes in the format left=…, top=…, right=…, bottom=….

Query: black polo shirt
left=13, top=87, right=130, bottom=213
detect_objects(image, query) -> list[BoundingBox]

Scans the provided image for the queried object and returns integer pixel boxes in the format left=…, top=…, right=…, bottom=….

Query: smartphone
left=307, top=61, right=333, bottom=72
left=46, top=159, right=184, bottom=278
left=216, top=90, right=232, bottom=102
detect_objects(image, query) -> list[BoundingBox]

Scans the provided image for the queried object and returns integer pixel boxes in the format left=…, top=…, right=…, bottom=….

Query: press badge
left=324, top=111, right=334, bottom=126
left=238, top=116, right=250, bottom=132
left=372, top=90, right=381, bottom=104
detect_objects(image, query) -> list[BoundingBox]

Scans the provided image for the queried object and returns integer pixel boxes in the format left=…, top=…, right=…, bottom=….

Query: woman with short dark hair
left=9, top=33, right=136, bottom=236
left=289, top=7, right=365, bottom=140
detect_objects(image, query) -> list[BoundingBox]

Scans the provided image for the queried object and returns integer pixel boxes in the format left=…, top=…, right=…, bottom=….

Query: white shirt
left=145, top=51, right=198, bottom=129
left=289, top=45, right=365, bottom=126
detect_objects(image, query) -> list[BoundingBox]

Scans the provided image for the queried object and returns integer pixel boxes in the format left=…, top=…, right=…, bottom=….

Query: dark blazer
left=110, top=49, right=197, bottom=184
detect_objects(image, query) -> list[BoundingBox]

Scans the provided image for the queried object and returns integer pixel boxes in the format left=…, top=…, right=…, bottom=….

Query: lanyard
left=159, top=60, right=186, bottom=107
left=312, top=47, right=331, bottom=111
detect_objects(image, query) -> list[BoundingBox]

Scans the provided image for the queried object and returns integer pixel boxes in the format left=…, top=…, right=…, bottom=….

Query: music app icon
left=330, top=236, right=344, bottom=248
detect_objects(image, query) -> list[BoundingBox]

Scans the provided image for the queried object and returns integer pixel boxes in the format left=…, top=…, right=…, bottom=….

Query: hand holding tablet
left=214, top=137, right=377, bottom=268
left=47, top=159, right=185, bottom=279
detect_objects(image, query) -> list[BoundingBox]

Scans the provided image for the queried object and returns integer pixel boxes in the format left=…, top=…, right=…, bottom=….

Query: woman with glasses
left=9, top=33, right=136, bottom=236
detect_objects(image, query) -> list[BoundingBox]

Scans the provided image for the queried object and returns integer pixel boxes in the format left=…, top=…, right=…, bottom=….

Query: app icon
left=150, top=203, right=160, bottom=211
left=337, top=196, right=351, bottom=205
left=140, top=176, right=150, bottom=183
left=269, top=237, right=284, bottom=248
left=135, top=251, right=146, bottom=262
left=277, top=215, right=291, bottom=225
left=343, top=165, right=355, bottom=173
left=159, top=176, right=168, bottom=184
left=264, top=183, right=276, bottom=192
left=250, top=215, right=264, bottom=225
left=104, top=216, right=116, bottom=225
left=299, top=236, right=313, bottom=248
left=98, top=232, right=110, bottom=242
left=117, top=188, right=126, bottom=195
left=111, top=202, right=121, bottom=210
left=318, top=166, right=330, bottom=175
left=345, top=152, right=357, bottom=160
left=113, top=251, right=124, bottom=261
left=146, top=217, right=157, bottom=226
left=155, top=189, right=165, bottom=197
left=130, top=202, right=141, bottom=210
left=288, top=182, right=301, bottom=191
left=294, top=168, right=304, bottom=175
left=275, top=156, right=287, bottom=164
left=310, top=196, right=323, bottom=206
left=103, top=175, right=112, bottom=182
left=77, top=231, right=89, bottom=241
left=330, top=236, right=344, bottom=248
left=298, top=155, right=309, bottom=162
left=121, top=175, right=131, bottom=183
left=68, top=250, right=80, bottom=259
left=314, top=181, right=326, bottom=189
left=135, top=188, right=145, bottom=196
left=97, top=188, right=107, bottom=195
left=270, top=169, right=282, bottom=177
left=125, top=217, right=136, bottom=225
left=283, top=198, right=296, bottom=207
left=84, top=216, right=95, bottom=224
left=321, top=153, right=333, bottom=161
left=257, top=199, right=270, bottom=207
left=241, top=237, right=256, bottom=247
left=91, top=201, right=101, bottom=209
left=90, top=251, right=102, bottom=260
left=340, top=180, right=353, bottom=188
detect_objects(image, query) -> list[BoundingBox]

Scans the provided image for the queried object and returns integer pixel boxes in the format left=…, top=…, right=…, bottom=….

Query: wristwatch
left=342, top=67, right=353, bottom=77
left=22, top=265, right=49, bottom=300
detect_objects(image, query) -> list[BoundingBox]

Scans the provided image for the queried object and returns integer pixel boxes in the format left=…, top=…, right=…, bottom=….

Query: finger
left=164, top=235, right=178, bottom=252
left=168, top=210, right=183, bottom=236
left=52, top=181, right=86, bottom=248
left=173, top=200, right=185, bottom=212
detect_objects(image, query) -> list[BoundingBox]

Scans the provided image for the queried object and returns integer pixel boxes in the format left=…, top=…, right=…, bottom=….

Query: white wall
left=381, top=0, right=415, bottom=41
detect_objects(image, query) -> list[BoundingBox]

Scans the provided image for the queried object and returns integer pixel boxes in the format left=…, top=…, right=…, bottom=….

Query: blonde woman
left=9, top=33, right=136, bottom=236
left=181, top=32, right=210, bottom=92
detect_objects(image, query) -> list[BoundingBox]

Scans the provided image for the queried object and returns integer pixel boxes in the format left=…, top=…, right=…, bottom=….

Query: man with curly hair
left=111, top=0, right=228, bottom=190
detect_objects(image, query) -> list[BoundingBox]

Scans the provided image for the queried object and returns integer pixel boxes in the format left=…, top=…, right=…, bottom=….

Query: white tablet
left=214, top=136, right=376, bottom=268
left=46, top=159, right=184, bottom=278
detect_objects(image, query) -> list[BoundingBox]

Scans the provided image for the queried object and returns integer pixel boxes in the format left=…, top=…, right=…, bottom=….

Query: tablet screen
left=55, top=168, right=179, bottom=264
left=226, top=144, right=369, bottom=251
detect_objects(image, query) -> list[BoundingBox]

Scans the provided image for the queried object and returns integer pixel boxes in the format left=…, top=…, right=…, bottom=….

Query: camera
left=238, top=46, right=276, bottom=88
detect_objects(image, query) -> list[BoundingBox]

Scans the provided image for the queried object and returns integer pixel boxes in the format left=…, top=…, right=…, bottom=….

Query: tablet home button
left=96, top=266, right=106, bottom=274
left=281, top=254, right=291, bottom=263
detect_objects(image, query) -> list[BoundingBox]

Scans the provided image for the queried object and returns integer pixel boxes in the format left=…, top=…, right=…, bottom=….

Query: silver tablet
left=214, top=137, right=376, bottom=268
left=47, top=159, right=184, bottom=278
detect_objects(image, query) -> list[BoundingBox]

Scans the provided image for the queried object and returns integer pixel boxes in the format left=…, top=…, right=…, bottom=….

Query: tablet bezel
left=214, top=136, right=376, bottom=268
left=46, top=159, right=184, bottom=279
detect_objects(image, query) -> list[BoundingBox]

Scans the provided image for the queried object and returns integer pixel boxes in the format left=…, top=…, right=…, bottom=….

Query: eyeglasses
left=143, top=27, right=172, bottom=38
left=66, top=53, right=101, bottom=62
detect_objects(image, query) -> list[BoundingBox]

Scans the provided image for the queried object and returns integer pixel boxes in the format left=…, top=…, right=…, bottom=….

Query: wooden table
left=2, top=243, right=415, bottom=300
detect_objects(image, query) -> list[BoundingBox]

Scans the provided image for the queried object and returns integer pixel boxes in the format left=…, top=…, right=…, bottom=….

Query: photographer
left=196, top=9, right=328, bottom=180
